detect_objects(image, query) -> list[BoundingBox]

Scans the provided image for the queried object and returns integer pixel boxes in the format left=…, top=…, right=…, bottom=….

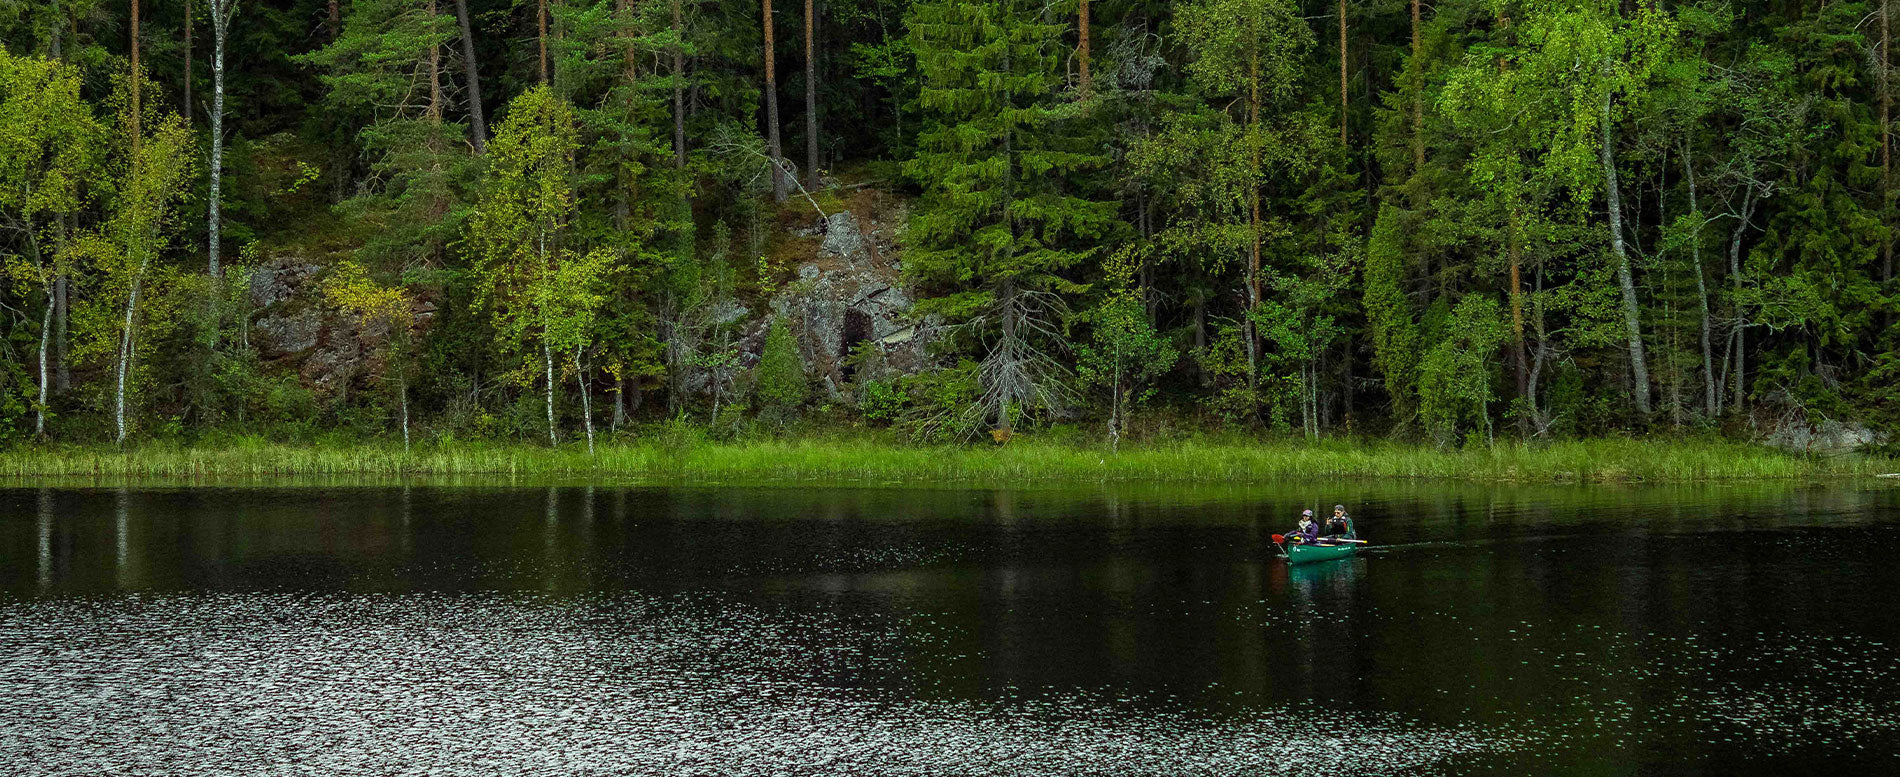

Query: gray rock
left=767, top=237, right=938, bottom=389
left=1765, top=418, right=1887, bottom=454
left=253, top=311, right=322, bottom=358
left=248, top=256, right=320, bottom=309
left=819, top=211, right=868, bottom=265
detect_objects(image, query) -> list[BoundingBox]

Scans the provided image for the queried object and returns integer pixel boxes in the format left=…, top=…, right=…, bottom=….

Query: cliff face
left=246, top=252, right=434, bottom=400
left=241, top=190, right=935, bottom=409
left=761, top=208, right=938, bottom=401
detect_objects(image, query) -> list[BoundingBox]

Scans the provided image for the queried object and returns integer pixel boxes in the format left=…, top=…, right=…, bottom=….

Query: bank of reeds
left=2, top=436, right=1893, bottom=483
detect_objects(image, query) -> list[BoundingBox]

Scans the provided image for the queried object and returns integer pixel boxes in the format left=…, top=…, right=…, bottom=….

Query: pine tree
left=300, top=0, right=470, bottom=268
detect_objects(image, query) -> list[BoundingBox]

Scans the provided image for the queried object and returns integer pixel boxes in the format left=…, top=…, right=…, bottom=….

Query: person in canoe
left=1285, top=510, right=1320, bottom=544
left=1321, top=504, right=1355, bottom=541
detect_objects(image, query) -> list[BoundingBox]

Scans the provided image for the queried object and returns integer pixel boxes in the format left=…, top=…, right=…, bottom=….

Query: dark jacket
left=1322, top=515, right=1355, bottom=539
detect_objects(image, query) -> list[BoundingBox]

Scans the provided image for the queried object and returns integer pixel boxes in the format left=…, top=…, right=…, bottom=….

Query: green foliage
left=1363, top=204, right=1418, bottom=421
left=1077, top=251, right=1177, bottom=445
left=297, top=0, right=471, bottom=267
left=904, top=0, right=1117, bottom=431
left=1419, top=295, right=1507, bottom=447
left=7, top=0, right=1900, bottom=449
left=469, top=86, right=585, bottom=383
left=754, top=316, right=806, bottom=417
left=859, top=379, right=904, bottom=425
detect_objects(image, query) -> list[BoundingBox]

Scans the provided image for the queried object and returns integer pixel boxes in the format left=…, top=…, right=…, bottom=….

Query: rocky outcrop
left=761, top=209, right=936, bottom=399
left=1763, top=418, right=1888, bottom=455
left=252, top=309, right=321, bottom=358
left=244, top=251, right=433, bottom=399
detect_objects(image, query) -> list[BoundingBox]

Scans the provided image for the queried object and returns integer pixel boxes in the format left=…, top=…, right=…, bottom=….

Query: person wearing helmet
left=1285, top=510, right=1320, bottom=544
left=1321, top=504, right=1355, bottom=541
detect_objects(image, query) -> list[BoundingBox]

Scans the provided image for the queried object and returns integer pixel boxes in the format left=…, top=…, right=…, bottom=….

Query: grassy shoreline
left=2, top=437, right=1894, bottom=483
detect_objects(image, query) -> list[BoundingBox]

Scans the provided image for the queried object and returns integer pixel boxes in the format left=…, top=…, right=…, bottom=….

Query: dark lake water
left=3, top=480, right=1898, bottom=775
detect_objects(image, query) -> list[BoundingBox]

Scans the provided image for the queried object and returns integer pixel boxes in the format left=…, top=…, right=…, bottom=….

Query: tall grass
left=2, top=436, right=1893, bottom=483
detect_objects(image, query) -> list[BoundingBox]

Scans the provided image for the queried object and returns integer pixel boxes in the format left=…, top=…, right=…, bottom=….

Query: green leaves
left=1173, top=0, right=1308, bottom=106
left=1419, top=294, right=1507, bottom=446
left=1442, top=0, right=1683, bottom=204
left=754, top=316, right=807, bottom=414
left=468, top=87, right=616, bottom=384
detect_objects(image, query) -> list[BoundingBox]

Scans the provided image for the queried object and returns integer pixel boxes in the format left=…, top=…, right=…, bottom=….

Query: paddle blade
left=1271, top=534, right=1285, bottom=543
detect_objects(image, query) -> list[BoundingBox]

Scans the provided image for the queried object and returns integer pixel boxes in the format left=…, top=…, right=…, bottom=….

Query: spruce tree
left=904, top=0, right=1116, bottom=436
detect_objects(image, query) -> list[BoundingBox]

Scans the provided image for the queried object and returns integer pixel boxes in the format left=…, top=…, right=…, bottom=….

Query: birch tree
left=206, top=0, right=238, bottom=279
left=0, top=50, right=100, bottom=436
left=468, top=86, right=605, bottom=447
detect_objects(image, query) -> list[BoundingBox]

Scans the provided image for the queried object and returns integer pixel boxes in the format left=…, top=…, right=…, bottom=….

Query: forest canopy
left=1, top=0, right=1896, bottom=448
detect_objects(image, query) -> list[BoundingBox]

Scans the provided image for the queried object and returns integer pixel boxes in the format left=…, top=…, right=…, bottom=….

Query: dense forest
left=1, top=0, right=1896, bottom=450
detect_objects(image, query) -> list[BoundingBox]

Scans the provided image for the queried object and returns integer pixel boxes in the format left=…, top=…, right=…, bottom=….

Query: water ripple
left=0, top=592, right=1515, bottom=776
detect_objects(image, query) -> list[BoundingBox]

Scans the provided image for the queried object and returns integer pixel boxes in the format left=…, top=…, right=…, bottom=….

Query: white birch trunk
left=115, top=262, right=148, bottom=445
left=576, top=347, right=595, bottom=456
left=208, top=1, right=235, bottom=278
left=37, top=298, right=52, bottom=436
left=1600, top=85, right=1651, bottom=415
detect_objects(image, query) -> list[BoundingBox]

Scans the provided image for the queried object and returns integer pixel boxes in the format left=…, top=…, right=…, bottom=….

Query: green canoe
left=1285, top=542, right=1358, bottom=565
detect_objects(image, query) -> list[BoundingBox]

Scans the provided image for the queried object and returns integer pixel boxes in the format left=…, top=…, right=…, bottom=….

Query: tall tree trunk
left=1728, top=186, right=1756, bottom=414
left=452, top=0, right=487, bottom=152
left=1409, top=0, right=1423, bottom=173
left=576, top=348, right=595, bottom=455
left=673, top=0, right=686, bottom=167
left=538, top=0, right=550, bottom=84
left=328, top=0, right=339, bottom=39
left=399, top=372, right=410, bottom=452
left=1600, top=86, right=1651, bottom=416
left=1245, top=27, right=1261, bottom=392
left=115, top=260, right=148, bottom=445
left=544, top=335, right=557, bottom=445
left=1682, top=144, right=1716, bottom=417
left=1886, top=0, right=1896, bottom=320
left=1078, top=0, right=1091, bottom=100
left=1337, top=0, right=1347, bottom=145
left=130, top=0, right=139, bottom=124
left=764, top=0, right=786, bottom=202
left=613, top=376, right=626, bottom=430
left=208, top=0, right=232, bottom=279
left=803, top=0, right=819, bottom=191
left=49, top=12, right=70, bottom=397
left=537, top=227, right=558, bottom=445
left=183, top=0, right=192, bottom=121
left=1508, top=213, right=1530, bottom=437
left=37, top=287, right=52, bottom=437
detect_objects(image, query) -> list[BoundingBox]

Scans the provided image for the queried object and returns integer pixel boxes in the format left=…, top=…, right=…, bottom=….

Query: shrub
left=754, top=317, right=807, bottom=417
